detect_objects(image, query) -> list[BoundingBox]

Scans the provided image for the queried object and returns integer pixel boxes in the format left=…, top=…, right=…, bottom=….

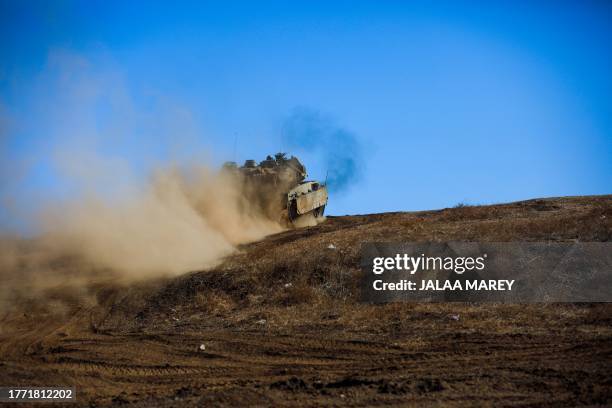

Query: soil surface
left=1, top=195, right=611, bottom=407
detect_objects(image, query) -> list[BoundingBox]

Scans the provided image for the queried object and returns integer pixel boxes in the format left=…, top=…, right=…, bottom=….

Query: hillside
left=1, top=195, right=611, bottom=406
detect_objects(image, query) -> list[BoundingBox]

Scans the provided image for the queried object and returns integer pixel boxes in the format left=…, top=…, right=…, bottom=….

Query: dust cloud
left=41, top=165, right=282, bottom=278
left=0, top=163, right=283, bottom=315
left=0, top=49, right=285, bottom=315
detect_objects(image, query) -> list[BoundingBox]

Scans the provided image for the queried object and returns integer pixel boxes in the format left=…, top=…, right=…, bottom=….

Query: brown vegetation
left=0, top=195, right=611, bottom=406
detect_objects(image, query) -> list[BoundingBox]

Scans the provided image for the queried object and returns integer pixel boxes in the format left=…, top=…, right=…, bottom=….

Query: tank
left=222, top=153, right=328, bottom=225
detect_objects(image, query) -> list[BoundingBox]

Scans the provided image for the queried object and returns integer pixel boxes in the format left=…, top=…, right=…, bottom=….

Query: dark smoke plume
left=282, top=107, right=364, bottom=192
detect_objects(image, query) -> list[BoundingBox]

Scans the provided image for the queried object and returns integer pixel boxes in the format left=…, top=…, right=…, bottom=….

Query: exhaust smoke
left=282, top=107, right=364, bottom=192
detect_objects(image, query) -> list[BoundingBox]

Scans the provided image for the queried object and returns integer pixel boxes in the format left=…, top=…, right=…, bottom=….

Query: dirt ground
left=1, top=195, right=611, bottom=406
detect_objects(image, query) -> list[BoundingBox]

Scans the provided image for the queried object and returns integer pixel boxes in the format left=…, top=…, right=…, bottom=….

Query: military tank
left=222, top=153, right=328, bottom=226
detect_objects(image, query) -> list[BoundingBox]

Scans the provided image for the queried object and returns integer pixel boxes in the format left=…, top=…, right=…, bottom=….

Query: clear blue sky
left=1, top=1, right=611, bottom=233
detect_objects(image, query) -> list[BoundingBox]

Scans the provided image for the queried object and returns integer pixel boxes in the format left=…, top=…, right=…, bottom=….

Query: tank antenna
left=324, top=169, right=329, bottom=186
left=233, top=133, right=238, bottom=162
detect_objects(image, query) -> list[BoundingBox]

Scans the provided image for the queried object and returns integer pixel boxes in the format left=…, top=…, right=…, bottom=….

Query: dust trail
left=282, top=107, right=364, bottom=192
left=0, top=50, right=284, bottom=315
left=0, top=163, right=283, bottom=315
left=42, top=165, right=282, bottom=278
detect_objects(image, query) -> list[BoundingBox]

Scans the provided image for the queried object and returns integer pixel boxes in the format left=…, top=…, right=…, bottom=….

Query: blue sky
left=1, top=1, right=611, bottom=232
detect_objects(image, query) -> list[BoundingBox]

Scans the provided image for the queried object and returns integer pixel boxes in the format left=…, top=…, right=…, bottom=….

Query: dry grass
left=2, top=195, right=611, bottom=407
left=116, top=195, right=612, bottom=333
